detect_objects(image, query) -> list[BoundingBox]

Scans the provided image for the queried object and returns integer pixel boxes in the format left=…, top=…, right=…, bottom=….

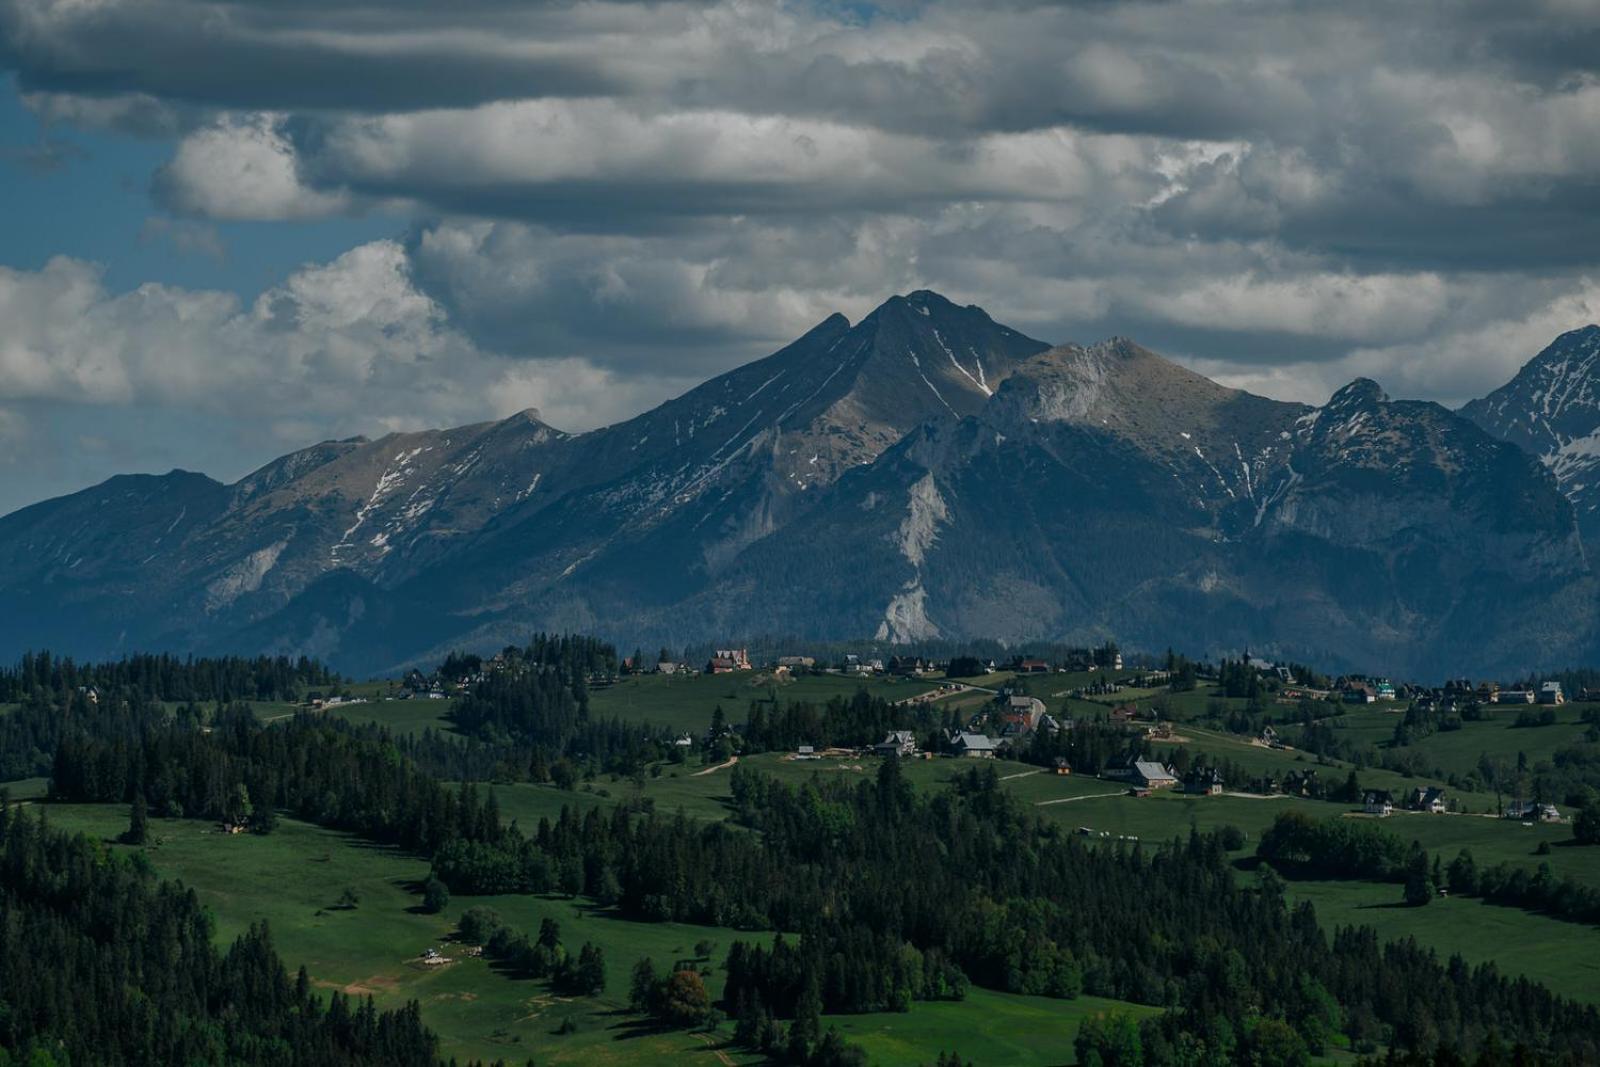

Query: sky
left=1, top=0, right=1598, bottom=516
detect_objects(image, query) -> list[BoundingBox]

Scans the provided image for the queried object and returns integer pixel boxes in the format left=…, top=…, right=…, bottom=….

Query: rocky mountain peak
left=1462, top=324, right=1600, bottom=536
left=1462, top=324, right=1600, bottom=453
left=994, top=336, right=1257, bottom=430
left=1326, top=377, right=1389, bottom=410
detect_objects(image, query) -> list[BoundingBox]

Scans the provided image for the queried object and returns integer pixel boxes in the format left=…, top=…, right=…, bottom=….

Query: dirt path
left=999, top=768, right=1042, bottom=781
left=1035, top=790, right=1126, bottom=806
left=695, top=1032, right=737, bottom=1066
left=692, top=755, right=739, bottom=777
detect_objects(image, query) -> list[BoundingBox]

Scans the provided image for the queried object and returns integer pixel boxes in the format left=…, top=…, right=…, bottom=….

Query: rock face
left=1462, top=325, right=1600, bottom=539
left=0, top=295, right=1595, bottom=679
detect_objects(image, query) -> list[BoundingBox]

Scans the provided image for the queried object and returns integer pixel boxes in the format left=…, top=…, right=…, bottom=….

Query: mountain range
left=4, top=292, right=1597, bottom=679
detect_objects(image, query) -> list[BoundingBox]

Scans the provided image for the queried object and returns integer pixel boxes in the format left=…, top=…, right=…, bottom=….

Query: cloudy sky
left=1, top=0, right=1598, bottom=515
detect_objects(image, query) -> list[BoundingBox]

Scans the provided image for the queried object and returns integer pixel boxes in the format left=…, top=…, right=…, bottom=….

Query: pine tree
left=1403, top=844, right=1434, bottom=906
left=629, top=957, right=660, bottom=1013
left=122, top=792, right=148, bottom=846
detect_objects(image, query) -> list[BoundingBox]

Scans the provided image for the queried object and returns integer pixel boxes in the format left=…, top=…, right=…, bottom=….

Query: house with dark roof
left=1407, top=786, right=1447, bottom=814
left=1183, top=767, right=1224, bottom=796
left=1364, top=790, right=1394, bottom=816
left=874, top=730, right=918, bottom=758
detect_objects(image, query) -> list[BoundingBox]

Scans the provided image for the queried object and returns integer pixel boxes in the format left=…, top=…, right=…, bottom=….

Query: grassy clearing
left=34, top=802, right=764, bottom=1066
left=1, top=776, right=47, bottom=800
left=1284, top=878, right=1600, bottom=1001
left=588, top=671, right=929, bottom=735
left=488, top=752, right=971, bottom=830
left=324, top=697, right=458, bottom=738
left=1025, top=785, right=1322, bottom=846
left=1363, top=811, right=1600, bottom=884
left=834, top=988, right=1162, bottom=1066
left=1285, top=703, right=1597, bottom=784
left=26, top=798, right=1170, bottom=1066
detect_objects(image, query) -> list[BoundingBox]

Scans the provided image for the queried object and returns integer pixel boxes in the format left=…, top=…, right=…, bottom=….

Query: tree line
left=0, top=792, right=437, bottom=1067
left=0, top=649, right=336, bottom=704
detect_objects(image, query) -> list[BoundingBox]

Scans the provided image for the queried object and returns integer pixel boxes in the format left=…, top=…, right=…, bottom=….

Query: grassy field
left=1284, top=703, right=1597, bottom=782
left=1284, top=877, right=1600, bottom=1001
left=834, top=988, right=1162, bottom=1066
left=26, top=796, right=1169, bottom=1066
left=1364, top=811, right=1600, bottom=883
left=29, top=801, right=765, bottom=1066
left=324, top=697, right=458, bottom=738
left=1, top=776, right=47, bottom=800
left=588, top=671, right=932, bottom=735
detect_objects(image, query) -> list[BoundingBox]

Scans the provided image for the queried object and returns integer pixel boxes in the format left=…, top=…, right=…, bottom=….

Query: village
left=380, top=641, right=1581, bottom=830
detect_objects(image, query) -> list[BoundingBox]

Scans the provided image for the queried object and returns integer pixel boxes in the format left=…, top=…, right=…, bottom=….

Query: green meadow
left=1284, top=878, right=1600, bottom=1001
left=325, top=696, right=458, bottom=737
left=31, top=802, right=765, bottom=1066
left=26, top=796, right=1165, bottom=1066
left=587, top=670, right=936, bottom=735
left=834, top=988, right=1163, bottom=1066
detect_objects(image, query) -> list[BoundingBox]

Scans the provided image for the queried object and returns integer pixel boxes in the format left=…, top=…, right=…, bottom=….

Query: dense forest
left=0, top=651, right=338, bottom=781
left=0, top=793, right=437, bottom=1067
left=0, top=650, right=336, bottom=704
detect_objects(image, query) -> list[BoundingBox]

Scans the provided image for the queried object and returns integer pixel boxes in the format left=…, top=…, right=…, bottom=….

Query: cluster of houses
left=1339, top=677, right=1398, bottom=703
left=1362, top=786, right=1449, bottom=817
left=1100, top=754, right=1226, bottom=796
left=398, top=667, right=460, bottom=700
left=306, top=694, right=370, bottom=710
left=705, top=648, right=754, bottom=673
left=1409, top=678, right=1568, bottom=712
left=864, top=728, right=998, bottom=759
left=1364, top=789, right=1566, bottom=821
left=645, top=646, right=1129, bottom=679
left=1505, top=799, right=1564, bottom=822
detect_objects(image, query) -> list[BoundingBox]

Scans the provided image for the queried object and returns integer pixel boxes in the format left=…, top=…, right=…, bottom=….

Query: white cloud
left=0, top=241, right=698, bottom=500
left=155, top=113, right=349, bottom=220
left=1130, top=271, right=1450, bottom=342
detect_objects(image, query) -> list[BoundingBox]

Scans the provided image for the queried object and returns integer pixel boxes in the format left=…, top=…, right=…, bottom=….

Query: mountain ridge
left=1, top=295, right=1595, bottom=679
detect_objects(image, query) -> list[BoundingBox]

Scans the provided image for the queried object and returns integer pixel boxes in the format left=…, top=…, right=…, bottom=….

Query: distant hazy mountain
left=1, top=295, right=1593, bottom=679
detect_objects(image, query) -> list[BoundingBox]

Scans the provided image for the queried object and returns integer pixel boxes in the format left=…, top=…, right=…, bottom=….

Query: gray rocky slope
left=1, top=294, right=1594, bottom=678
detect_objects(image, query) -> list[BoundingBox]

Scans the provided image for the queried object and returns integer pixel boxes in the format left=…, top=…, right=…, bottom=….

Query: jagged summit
left=1463, top=324, right=1600, bottom=536
left=0, top=302, right=1594, bottom=679
left=1326, top=377, right=1389, bottom=408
